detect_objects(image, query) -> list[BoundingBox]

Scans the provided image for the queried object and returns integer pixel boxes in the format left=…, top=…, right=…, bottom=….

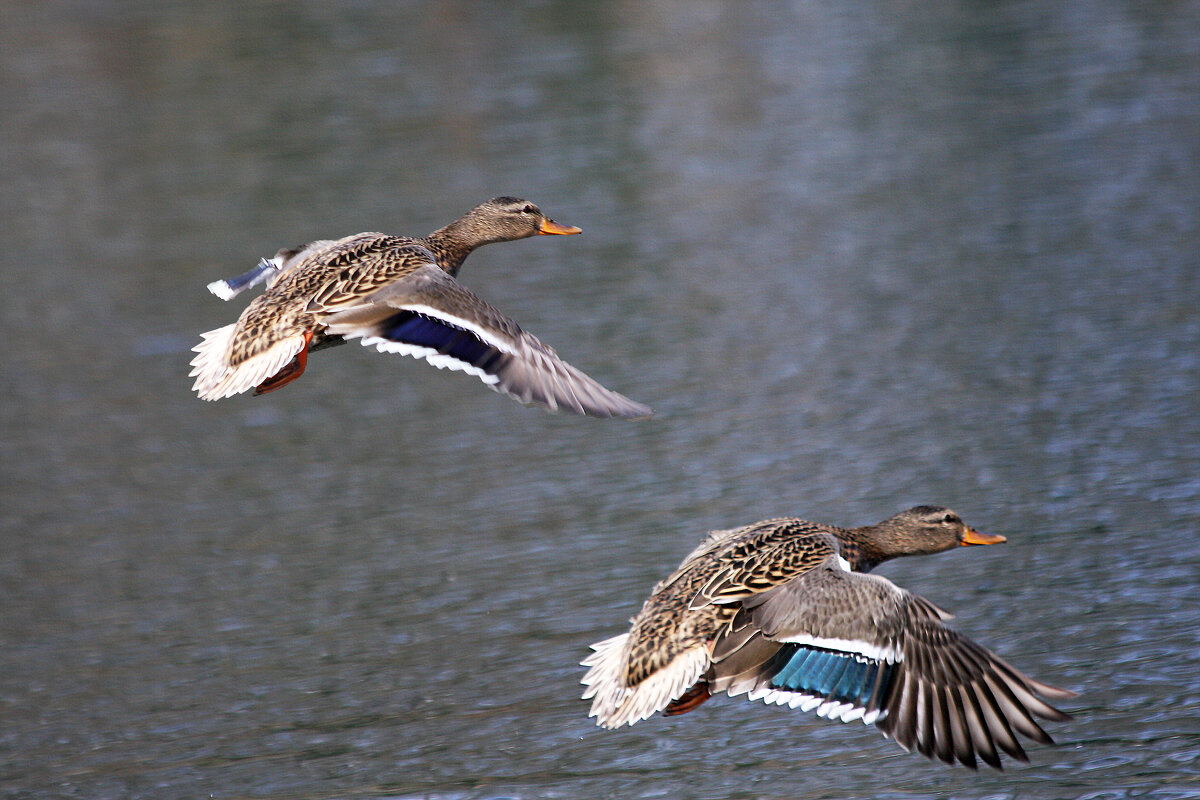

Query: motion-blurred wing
left=320, top=264, right=652, bottom=419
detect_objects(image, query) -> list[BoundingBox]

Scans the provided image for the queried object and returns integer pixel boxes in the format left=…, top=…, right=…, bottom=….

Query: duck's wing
left=724, top=563, right=1075, bottom=769
left=655, top=526, right=748, bottom=590
left=190, top=236, right=434, bottom=400
left=318, top=264, right=652, bottom=419
left=687, top=521, right=845, bottom=607
left=206, top=239, right=340, bottom=300
left=207, top=258, right=278, bottom=301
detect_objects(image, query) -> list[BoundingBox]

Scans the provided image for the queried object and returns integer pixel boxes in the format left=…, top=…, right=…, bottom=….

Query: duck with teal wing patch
left=581, top=506, right=1075, bottom=769
left=190, top=197, right=651, bottom=419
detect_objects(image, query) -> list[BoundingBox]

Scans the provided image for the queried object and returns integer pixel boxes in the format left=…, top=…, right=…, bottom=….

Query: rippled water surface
left=2, top=2, right=1199, bottom=798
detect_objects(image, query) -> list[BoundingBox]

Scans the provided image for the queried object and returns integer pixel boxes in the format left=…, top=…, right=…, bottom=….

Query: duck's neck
left=421, top=218, right=504, bottom=276
left=836, top=525, right=896, bottom=573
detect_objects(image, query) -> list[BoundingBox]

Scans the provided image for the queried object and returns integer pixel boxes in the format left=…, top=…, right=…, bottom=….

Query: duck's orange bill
left=960, top=528, right=1007, bottom=546
left=538, top=219, right=582, bottom=235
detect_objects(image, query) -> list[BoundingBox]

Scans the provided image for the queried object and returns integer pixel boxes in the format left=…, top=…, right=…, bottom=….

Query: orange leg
left=253, top=331, right=314, bottom=396
left=663, top=681, right=712, bottom=717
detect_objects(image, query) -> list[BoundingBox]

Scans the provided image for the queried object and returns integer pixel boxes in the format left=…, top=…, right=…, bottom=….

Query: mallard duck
left=582, top=506, right=1075, bottom=769
left=190, top=197, right=652, bottom=419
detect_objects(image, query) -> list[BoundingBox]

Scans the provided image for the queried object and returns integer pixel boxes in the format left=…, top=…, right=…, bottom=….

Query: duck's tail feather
left=581, top=634, right=709, bottom=728
left=189, top=323, right=306, bottom=400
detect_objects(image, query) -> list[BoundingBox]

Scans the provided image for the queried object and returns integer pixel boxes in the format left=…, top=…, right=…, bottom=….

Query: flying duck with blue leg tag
left=582, top=506, right=1075, bottom=769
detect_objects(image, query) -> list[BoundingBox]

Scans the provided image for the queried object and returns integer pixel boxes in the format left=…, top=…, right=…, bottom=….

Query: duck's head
left=867, top=505, right=1006, bottom=557
left=456, top=196, right=582, bottom=244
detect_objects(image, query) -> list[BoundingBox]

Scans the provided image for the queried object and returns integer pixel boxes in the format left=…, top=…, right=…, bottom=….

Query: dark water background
left=2, top=2, right=1199, bottom=798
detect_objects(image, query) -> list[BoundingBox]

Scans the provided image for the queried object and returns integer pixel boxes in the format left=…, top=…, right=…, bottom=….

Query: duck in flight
left=190, top=197, right=651, bottom=419
left=582, top=506, right=1075, bottom=769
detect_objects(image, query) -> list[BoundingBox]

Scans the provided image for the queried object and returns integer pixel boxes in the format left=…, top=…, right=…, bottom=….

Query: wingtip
left=206, top=280, right=237, bottom=301
left=621, top=402, right=655, bottom=421
left=1031, top=679, right=1080, bottom=702
left=572, top=396, right=653, bottom=420
left=585, top=390, right=653, bottom=420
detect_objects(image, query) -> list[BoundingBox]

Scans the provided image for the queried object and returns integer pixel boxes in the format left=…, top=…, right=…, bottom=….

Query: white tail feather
left=189, top=324, right=306, bottom=400
left=581, top=634, right=710, bottom=729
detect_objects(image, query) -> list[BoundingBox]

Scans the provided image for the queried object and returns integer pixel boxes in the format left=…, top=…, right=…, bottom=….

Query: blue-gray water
left=2, top=2, right=1199, bottom=798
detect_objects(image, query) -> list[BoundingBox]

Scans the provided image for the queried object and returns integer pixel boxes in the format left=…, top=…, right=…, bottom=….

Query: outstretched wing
left=319, top=264, right=652, bottom=419
left=725, top=563, right=1075, bottom=769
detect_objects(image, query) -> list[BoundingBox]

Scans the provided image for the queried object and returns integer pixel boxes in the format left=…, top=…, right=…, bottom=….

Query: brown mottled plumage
left=582, top=506, right=1075, bottom=770
left=190, top=197, right=651, bottom=418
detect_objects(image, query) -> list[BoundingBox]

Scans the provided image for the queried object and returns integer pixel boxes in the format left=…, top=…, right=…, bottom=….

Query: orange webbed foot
left=253, top=331, right=313, bottom=396
left=663, top=682, right=712, bottom=717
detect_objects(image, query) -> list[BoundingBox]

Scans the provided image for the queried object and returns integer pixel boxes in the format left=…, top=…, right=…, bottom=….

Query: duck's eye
left=522, top=204, right=538, bottom=215
left=943, top=513, right=959, bottom=524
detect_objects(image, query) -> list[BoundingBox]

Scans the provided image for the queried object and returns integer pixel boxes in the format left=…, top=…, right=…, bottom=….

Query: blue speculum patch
left=381, top=311, right=504, bottom=373
left=768, top=644, right=891, bottom=708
